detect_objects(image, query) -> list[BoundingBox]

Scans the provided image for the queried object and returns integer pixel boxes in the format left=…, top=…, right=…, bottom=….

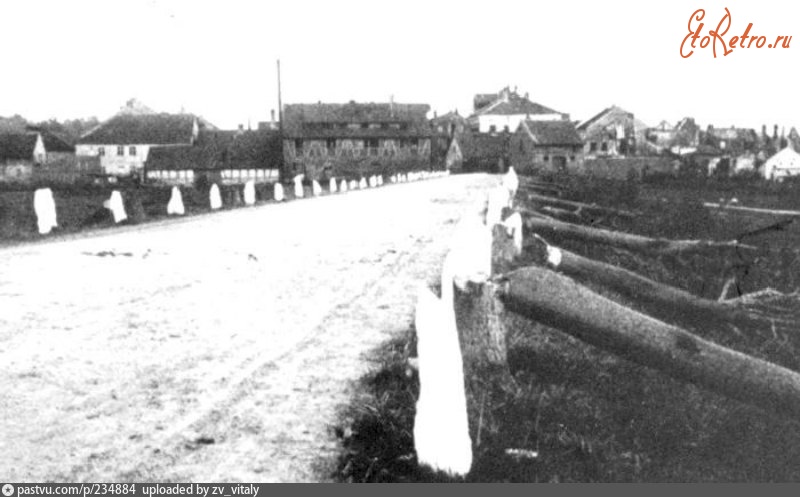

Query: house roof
left=77, top=113, right=204, bottom=145
left=576, top=105, right=635, bottom=132
left=145, top=130, right=282, bottom=171
left=0, top=133, right=39, bottom=161
left=282, top=102, right=432, bottom=138
left=474, top=95, right=562, bottom=117
left=765, top=146, right=800, bottom=167
left=520, top=120, right=583, bottom=146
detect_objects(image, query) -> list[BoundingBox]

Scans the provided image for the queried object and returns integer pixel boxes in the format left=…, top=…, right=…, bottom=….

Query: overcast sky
left=1, top=0, right=798, bottom=132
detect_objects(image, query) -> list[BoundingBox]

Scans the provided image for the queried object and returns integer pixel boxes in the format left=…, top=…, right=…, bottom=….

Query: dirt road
left=0, top=174, right=495, bottom=482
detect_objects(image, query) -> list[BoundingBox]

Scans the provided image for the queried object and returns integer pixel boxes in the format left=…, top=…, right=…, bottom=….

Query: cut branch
left=523, top=215, right=757, bottom=255
left=497, top=266, right=800, bottom=418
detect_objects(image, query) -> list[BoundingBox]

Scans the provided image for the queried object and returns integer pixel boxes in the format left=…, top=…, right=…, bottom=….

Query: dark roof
left=520, top=120, right=583, bottom=146
left=0, top=133, right=39, bottom=160
left=479, top=98, right=561, bottom=117
left=282, top=102, right=431, bottom=138
left=40, top=130, right=75, bottom=153
left=145, top=130, right=282, bottom=171
left=431, top=111, right=466, bottom=125
left=77, top=113, right=203, bottom=145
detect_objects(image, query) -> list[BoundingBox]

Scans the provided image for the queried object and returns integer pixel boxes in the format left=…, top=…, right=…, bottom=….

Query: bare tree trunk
left=705, top=202, right=800, bottom=217
left=525, top=193, right=637, bottom=219
left=498, top=266, right=800, bottom=418
left=523, top=215, right=757, bottom=255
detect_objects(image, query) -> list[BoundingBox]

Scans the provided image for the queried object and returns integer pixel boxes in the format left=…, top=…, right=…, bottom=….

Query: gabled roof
left=0, top=133, right=39, bottom=160
left=576, top=105, right=634, bottom=131
left=282, top=102, right=432, bottom=138
left=765, top=146, right=800, bottom=167
left=145, top=130, right=282, bottom=171
left=77, top=113, right=205, bottom=145
left=474, top=95, right=562, bottom=117
left=519, top=120, right=583, bottom=146
left=431, top=110, right=466, bottom=125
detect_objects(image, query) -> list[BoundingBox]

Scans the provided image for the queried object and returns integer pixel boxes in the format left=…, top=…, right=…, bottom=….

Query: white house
left=76, top=100, right=215, bottom=177
left=468, top=87, right=568, bottom=134
left=762, top=146, right=800, bottom=180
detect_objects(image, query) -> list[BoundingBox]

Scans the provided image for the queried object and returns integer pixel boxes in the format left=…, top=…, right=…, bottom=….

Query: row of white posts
left=32, top=170, right=451, bottom=235
left=413, top=167, right=519, bottom=478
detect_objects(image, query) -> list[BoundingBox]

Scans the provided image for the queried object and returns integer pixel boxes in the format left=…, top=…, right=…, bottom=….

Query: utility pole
left=277, top=59, right=286, bottom=181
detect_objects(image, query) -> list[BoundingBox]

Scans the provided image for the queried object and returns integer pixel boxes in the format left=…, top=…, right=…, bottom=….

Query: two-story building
left=577, top=105, right=648, bottom=157
left=281, top=101, right=435, bottom=180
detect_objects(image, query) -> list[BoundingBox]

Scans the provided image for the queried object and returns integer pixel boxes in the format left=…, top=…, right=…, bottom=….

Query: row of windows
left=98, top=146, right=137, bottom=157
left=304, top=122, right=409, bottom=131
left=589, top=142, right=609, bottom=152
left=294, top=138, right=420, bottom=151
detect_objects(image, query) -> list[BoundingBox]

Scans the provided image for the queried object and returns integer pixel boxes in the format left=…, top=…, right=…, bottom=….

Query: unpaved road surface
left=0, top=174, right=495, bottom=482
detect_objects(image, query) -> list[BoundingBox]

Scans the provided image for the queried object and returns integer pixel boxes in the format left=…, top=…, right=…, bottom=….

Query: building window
left=98, top=147, right=105, bottom=156
left=544, top=155, right=550, bottom=162
left=410, top=138, right=418, bottom=147
left=589, top=142, right=597, bottom=152
left=570, top=155, right=576, bottom=161
left=367, top=138, right=379, bottom=155
left=361, top=123, right=369, bottom=129
left=489, top=125, right=497, bottom=133
left=503, top=125, right=510, bottom=133
left=326, top=138, right=336, bottom=153
left=129, top=146, right=137, bottom=156
left=601, top=142, right=608, bottom=152
left=294, top=139, right=303, bottom=153
left=117, top=146, right=124, bottom=156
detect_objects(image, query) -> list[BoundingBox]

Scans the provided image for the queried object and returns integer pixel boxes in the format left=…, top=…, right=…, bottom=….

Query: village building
left=144, top=129, right=282, bottom=185
left=431, top=110, right=467, bottom=139
left=577, top=105, right=649, bottom=158
left=0, top=132, right=45, bottom=181
left=447, top=132, right=509, bottom=174
left=76, top=100, right=216, bottom=178
left=509, top=119, right=584, bottom=175
left=468, top=87, right=569, bottom=134
left=645, top=118, right=701, bottom=154
left=281, top=101, right=435, bottom=180
left=762, top=146, right=800, bottom=180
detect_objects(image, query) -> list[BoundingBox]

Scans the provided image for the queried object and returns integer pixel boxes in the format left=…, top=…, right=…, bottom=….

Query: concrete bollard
left=209, top=183, right=222, bottom=210
left=105, top=190, right=127, bottom=224
left=274, top=182, right=285, bottom=202
left=485, top=186, right=510, bottom=227
left=244, top=180, right=256, bottom=206
left=293, top=174, right=304, bottom=199
left=167, top=186, right=185, bottom=215
left=33, top=188, right=58, bottom=235
left=359, top=177, right=367, bottom=189
left=340, top=179, right=348, bottom=193
left=349, top=180, right=357, bottom=191
left=502, top=166, right=519, bottom=205
left=329, top=177, right=338, bottom=194
left=312, top=180, right=322, bottom=196
left=378, top=175, right=384, bottom=186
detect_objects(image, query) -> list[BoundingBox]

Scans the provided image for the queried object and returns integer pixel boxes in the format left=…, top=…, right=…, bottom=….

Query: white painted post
left=502, top=166, right=519, bottom=206
left=329, top=177, right=338, bottom=194
left=274, top=182, right=285, bottom=202
left=501, top=212, right=524, bottom=256
left=312, top=180, right=322, bottom=196
left=209, top=183, right=222, bottom=210
left=359, top=177, right=367, bottom=189
left=293, top=174, right=305, bottom=198
left=33, top=188, right=58, bottom=235
left=340, top=179, right=348, bottom=193
left=349, top=180, right=357, bottom=191
left=244, top=180, right=256, bottom=205
left=414, top=282, right=474, bottom=477
left=167, top=186, right=185, bottom=215
left=107, top=190, right=127, bottom=223
left=377, top=175, right=384, bottom=186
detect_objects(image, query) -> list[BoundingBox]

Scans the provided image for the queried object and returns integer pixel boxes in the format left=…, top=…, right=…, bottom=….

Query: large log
left=524, top=235, right=762, bottom=330
left=526, top=193, right=637, bottom=219
left=704, top=202, right=800, bottom=217
left=498, top=266, right=800, bottom=418
left=523, top=215, right=757, bottom=255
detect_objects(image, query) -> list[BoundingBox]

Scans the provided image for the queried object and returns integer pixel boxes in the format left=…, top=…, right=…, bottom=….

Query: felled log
left=524, top=235, right=772, bottom=332
left=498, top=266, right=800, bottom=418
left=526, top=193, right=637, bottom=219
left=535, top=205, right=585, bottom=224
left=524, top=215, right=757, bottom=255
left=704, top=202, right=800, bottom=217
